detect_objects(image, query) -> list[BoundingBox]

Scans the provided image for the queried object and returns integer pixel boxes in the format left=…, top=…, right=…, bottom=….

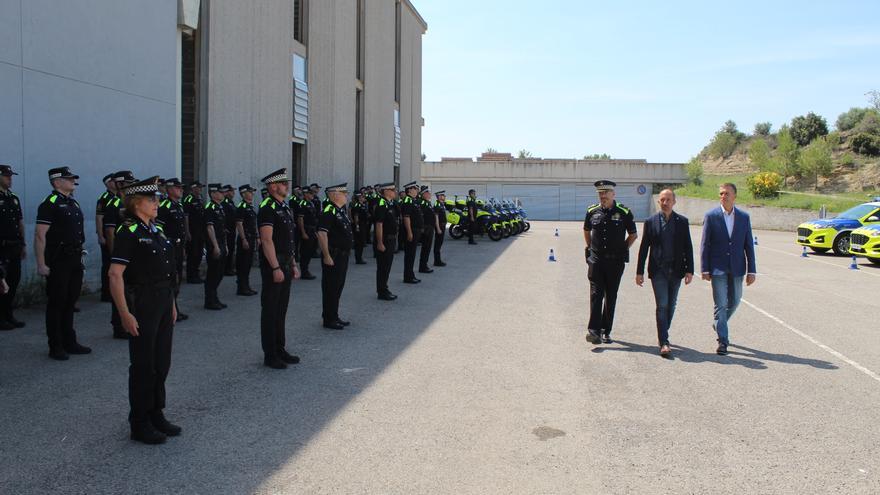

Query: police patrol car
left=796, top=200, right=880, bottom=255
left=849, top=223, right=880, bottom=265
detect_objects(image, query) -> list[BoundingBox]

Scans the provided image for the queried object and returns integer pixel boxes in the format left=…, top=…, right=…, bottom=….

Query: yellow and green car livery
left=796, top=201, right=880, bottom=255
left=849, top=224, right=880, bottom=265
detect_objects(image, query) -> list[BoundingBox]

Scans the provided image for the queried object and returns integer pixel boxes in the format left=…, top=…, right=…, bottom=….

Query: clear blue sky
left=414, top=0, right=880, bottom=163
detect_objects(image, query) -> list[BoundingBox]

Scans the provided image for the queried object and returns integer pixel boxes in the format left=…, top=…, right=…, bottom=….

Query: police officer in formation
left=203, top=183, right=228, bottom=310
left=400, top=182, right=423, bottom=283
left=34, top=167, right=91, bottom=360
left=157, top=178, right=189, bottom=322
left=183, top=181, right=205, bottom=284
left=432, top=190, right=448, bottom=267
left=107, top=176, right=181, bottom=445
left=297, top=187, right=319, bottom=280
left=373, top=183, right=399, bottom=300
left=104, top=171, right=137, bottom=339
left=95, top=173, right=116, bottom=302
left=418, top=186, right=438, bottom=274
left=584, top=179, right=638, bottom=344
left=222, top=185, right=237, bottom=276
left=235, top=184, right=259, bottom=296
left=317, top=183, right=353, bottom=330
left=349, top=190, right=369, bottom=265
left=257, top=168, right=301, bottom=369
left=0, top=164, right=26, bottom=330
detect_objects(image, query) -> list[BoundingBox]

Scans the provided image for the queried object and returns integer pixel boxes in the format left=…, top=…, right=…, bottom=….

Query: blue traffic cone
left=548, top=248, right=557, bottom=262
left=554, top=228, right=559, bottom=237
left=801, top=246, right=808, bottom=258
left=849, top=256, right=859, bottom=270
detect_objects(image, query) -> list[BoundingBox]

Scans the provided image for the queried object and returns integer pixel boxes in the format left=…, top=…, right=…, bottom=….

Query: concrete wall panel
left=0, top=0, right=21, bottom=64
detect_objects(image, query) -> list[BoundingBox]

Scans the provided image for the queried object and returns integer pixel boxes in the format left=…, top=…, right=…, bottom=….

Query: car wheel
left=869, top=257, right=880, bottom=266
left=832, top=233, right=850, bottom=256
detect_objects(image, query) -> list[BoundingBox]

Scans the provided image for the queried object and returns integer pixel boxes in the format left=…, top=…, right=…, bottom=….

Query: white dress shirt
left=722, top=206, right=735, bottom=237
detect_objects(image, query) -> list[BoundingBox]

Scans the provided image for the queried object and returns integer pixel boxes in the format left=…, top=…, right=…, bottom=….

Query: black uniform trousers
left=299, top=230, right=317, bottom=275
left=99, top=242, right=111, bottom=300
left=419, top=227, right=434, bottom=270
left=172, top=241, right=185, bottom=296
left=44, top=248, right=82, bottom=351
left=127, top=284, right=174, bottom=425
left=587, top=258, right=626, bottom=335
left=204, top=250, right=226, bottom=305
left=403, top=233, right=418, bottom=281
left=186, top=230, right=205, bottom=280
left=376, top=236, right=396, bottom=295
left=236, top=237, right=255, bottom=291
left=321, top=248, right=350, bottom=323
left=260, top=261, right=292, bottom=359
left=434, top=225, right=446, bottom=264
left=225, top=229, right=236, bottom=274
left=354, top=226, right=367, bottom=262
left=0, top=244, right=22, bottom=321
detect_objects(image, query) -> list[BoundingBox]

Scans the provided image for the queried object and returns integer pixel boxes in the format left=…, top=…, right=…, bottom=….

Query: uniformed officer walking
left=418, top=186, right=438, bottom=274
left=235, top=184, right=259, bottom=296
left=203, top=183, right=228, bottom=310
left=297, top=188, right=319, bottom=280
left=183, top=181, right=205, bottom=283
left=349, top=190, right=369, bottom=265
left=583, top=180, right=638, bottom=344
left=258, top=168, right=301, bottom=369
left=317, top=183, right=353, bottom=330
left=103, top=171, right=136, bottom=339
left=373, top=183, right=399, bottom=300
left=34, top=167, right=91, bottom=360
left=222, top=185, right=237, bottom=276
left=156, top=178, right=189, bottom=322
left=433, top=190, right=448, bottom=267
left=466, top=189, right=478, bottom=245
left=400, top=182, right=423, bottom=283
left=107, top=176, right=181, bottom=445
left=0, top=164, right=26, bottom=330
left=95, top=173, right=116, bottom=302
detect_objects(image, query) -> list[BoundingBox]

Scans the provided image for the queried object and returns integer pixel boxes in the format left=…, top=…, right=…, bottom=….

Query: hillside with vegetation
left=680, top=94, right=880, bottom=211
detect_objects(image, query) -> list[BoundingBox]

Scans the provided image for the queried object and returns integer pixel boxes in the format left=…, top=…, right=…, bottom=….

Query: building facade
left=422, top=156, right=686, bottom=221
left=0, top=0, right=426, bottom=282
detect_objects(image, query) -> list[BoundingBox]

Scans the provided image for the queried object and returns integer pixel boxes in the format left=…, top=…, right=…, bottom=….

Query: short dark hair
left=468, top=189, right=476, bottom=194
left=720, top=183, right=737, bottom=195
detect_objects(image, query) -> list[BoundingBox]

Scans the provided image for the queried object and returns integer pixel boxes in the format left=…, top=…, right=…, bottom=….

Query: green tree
left=685, top=157, right=704, bottom=186
left=748, top=137, right=772, bottom=171
left=582, top=153, right=611, bottom=160
left=708, top=131, right=738, bottom=158
left=799, top=136, right=834, bottom=190
left=753, top=122, right=772, bottom=136
left=836, top=107, right=872, bottom=131
left=775, top=127, right=801, bottom=180
left=484, top=147, right=497, bottom=154
left=517, top=149, right=533, bottom=159
left=790, top=112, right=829, bottom=146
left=867, top=90, right=880, bottom=111
left=722, top=120, right=740, bottom=136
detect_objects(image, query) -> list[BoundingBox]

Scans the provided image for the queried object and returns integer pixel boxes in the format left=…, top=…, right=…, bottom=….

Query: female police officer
left=108, top=176, right=181, bottom=445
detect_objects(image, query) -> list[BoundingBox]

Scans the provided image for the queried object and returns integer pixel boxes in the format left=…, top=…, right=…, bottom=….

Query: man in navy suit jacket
left=699, top=183, right=757, bottom=355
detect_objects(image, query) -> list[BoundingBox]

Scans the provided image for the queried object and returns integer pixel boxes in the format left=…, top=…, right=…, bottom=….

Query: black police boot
left=418, top=266, right=434, bottom=274
left=264, top=355, right=288, bottom=369
left=204, top=302, right=223, bottom=310
left=279, top=349, right=300, bottom=364
left=355, top=258, right=367, bottom=265
left=131, top=421, right=167, bottom=445
left=176, top=312, right=189, bottom=322
left=8, top=315, right=25, bottom=328
left=0, top=320, right=14, bottom=331
left=468, top=240, right=477, bottom=245
left=301, top=272, right=316, bottom=280
left=434, top=261, right=446, bottom=267
left=49, top=348, right=70, bottom=361
left=323, top=320, right=345, bottom=330
left=377, top=293, right=397, bottom=301
left=336, top=319, right=351, bottom=327
left=150, top=411, right=182, bottom=437
left=586, top=328, right=601, bottom=345
left=65, top=342, right=92, bottom=355
left=601, top=333, right=613, bottom=344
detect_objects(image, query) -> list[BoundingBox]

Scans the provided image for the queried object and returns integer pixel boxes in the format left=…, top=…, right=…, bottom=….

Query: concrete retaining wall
left=654, top=195, right=830, bottom=231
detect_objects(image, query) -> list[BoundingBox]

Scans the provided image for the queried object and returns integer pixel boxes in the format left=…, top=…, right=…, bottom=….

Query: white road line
left=741, top=298, right=880, bottom=384
left=758, top=245, right=880, bottom=278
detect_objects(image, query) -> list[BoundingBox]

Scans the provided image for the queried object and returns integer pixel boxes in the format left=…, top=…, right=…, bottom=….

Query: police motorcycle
left=446, top=196, right=504, bottom=241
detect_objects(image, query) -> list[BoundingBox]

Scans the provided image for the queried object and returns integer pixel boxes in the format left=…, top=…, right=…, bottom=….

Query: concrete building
left=1, top=0, right=426, bottom=282
left=422, top=156, right=686, bottom=221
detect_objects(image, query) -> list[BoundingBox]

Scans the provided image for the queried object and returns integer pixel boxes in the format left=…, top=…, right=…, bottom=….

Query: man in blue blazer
left=636, top=189, right=694, bottom=357
left=699, top=183, right=757, bottom=355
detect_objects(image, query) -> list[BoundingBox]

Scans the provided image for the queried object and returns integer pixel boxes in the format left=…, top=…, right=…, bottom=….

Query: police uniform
left=257, top=168, right=300, bottom=369
left=418, top=187, right=436, bottom=273
left=96, top=173, right=115, bottom=302
left=433, top=191, right=448, bottom=267
left=350, top=192, right=369, bottom=265
left=297, top=192, right=319, bottom=279
left=373, top=183, right=399, bottom=300
left=235, top=184, right=259, bottom=295
left=104, top=171, right=136, bottom=339
left=203, top=184, right=228, bottom=309
left=318, top=183, right=353, bottom=329
left=36, top=167, right=90, bottom=359
left=109, top=176, right=181, bottom=445
left=221, top=185, right=237, bottom=276
left=466, top=193, right=478, bottom=244
left=183, top=182, right=205, bottom=283
left=0, top=164, right=25, bottom=329
left=156, top=178, right=189, bottom=322
left=401, top=182, right=423, bottom=283
left=584, top=180, right=637, bottom=343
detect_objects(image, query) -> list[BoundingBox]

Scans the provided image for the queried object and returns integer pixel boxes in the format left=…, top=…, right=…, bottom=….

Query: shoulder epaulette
left=379, top=199, right=387, bottom=206
left=323, top=204, right=336, bottom=214
left=587, top=203, right=600, bottom=212
left=155, top=224, right=164, bottom=232
left=260, top=198, right=271, bottom=208
left=49, top=194, right=59, bottom=204
left=616, top=203, right=630, bottom=214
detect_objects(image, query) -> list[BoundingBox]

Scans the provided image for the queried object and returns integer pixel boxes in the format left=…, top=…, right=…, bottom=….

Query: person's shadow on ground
left=591, top=339, right=837, bottom=371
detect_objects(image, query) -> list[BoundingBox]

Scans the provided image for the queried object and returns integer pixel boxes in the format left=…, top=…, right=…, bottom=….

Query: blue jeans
left=650, top=269, right=682, bottom=346
left=711, top=273, right=743, bottom=345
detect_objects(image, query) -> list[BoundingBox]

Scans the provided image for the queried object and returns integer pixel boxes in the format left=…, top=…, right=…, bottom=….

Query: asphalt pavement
left=1, top=220, right=878, bottom=494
